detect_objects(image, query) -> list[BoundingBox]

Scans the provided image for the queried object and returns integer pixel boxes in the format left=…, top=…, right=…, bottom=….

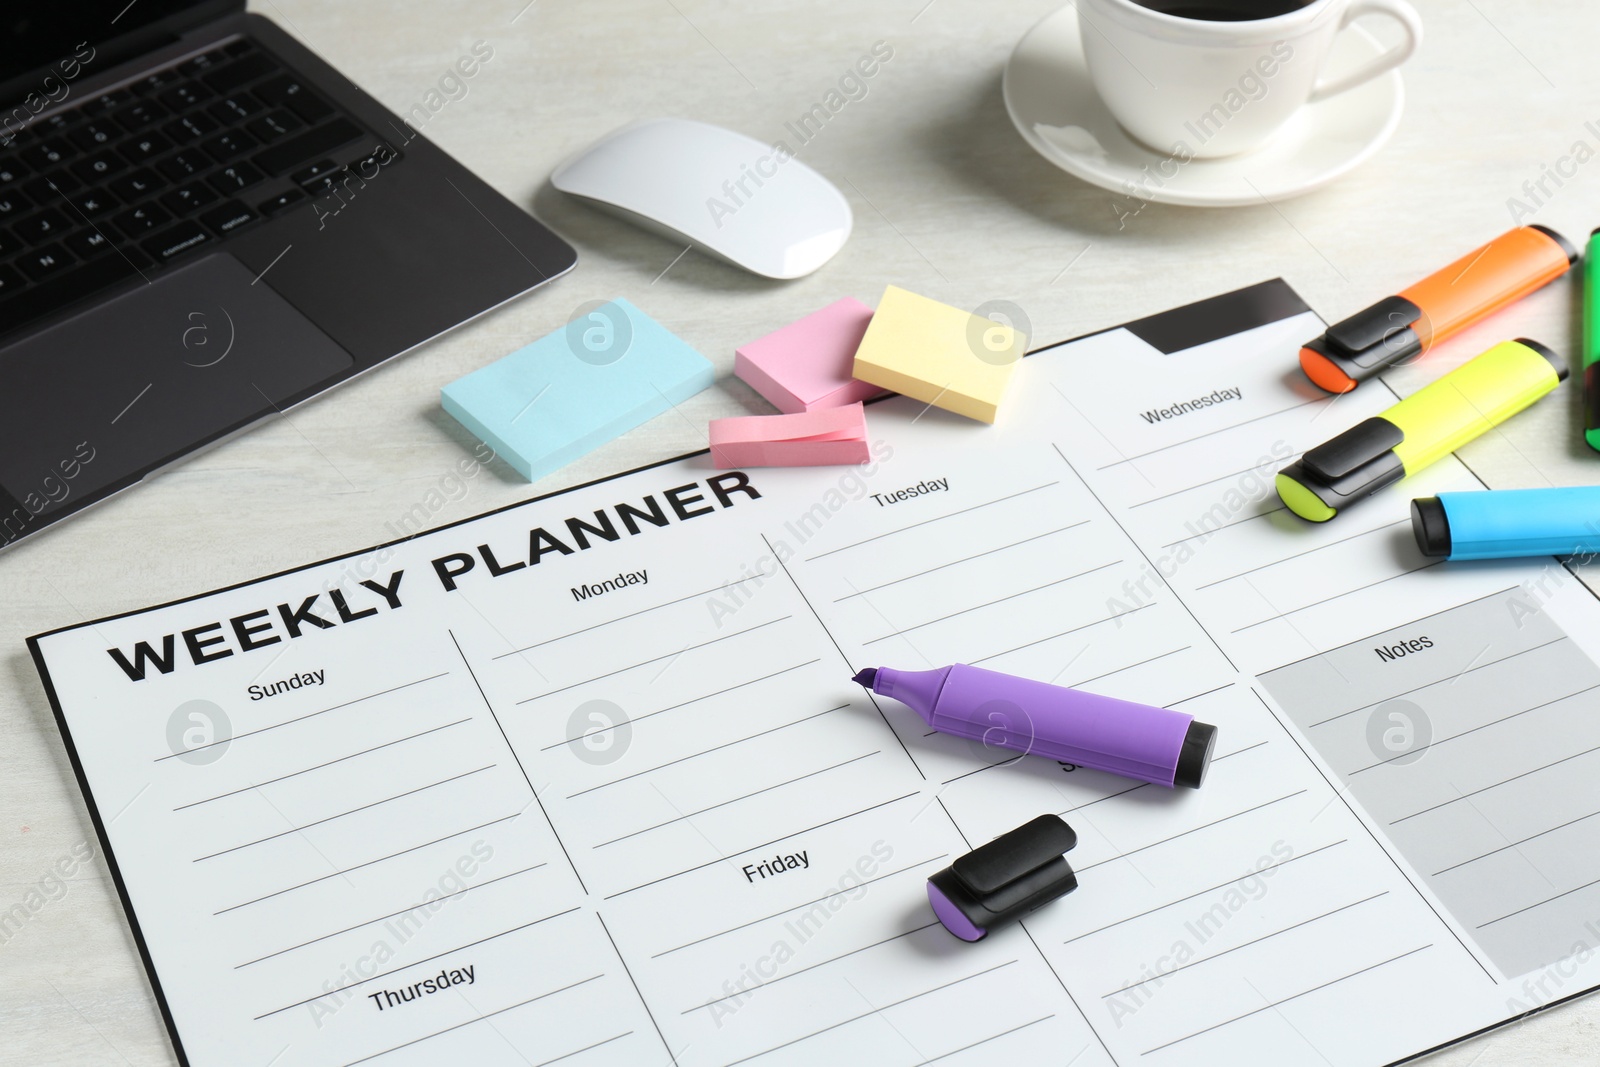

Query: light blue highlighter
left=1412, top=487, right=1600, bottom=561
left=442, top=298, right=714, bottom=481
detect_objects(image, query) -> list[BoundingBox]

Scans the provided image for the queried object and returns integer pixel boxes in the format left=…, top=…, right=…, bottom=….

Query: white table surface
left=7, top=0, right=1600, bottom=1062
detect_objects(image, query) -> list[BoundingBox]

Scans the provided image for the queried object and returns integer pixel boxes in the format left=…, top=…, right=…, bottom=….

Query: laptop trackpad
left=0, top=254, right=354, bottom=515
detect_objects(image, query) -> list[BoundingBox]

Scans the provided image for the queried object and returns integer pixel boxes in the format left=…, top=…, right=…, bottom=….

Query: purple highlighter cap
left=926, top=815, right=1078, bottom=941
left=928, top=882, right=987, bottom=941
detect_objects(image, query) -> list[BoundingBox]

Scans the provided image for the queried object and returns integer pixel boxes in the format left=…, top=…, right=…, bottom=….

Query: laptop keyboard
left=0, top=38, right=395, bottom=334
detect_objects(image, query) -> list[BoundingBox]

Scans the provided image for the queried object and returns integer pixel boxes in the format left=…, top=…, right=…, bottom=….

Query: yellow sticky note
left=851, top=286, right=1025, bottom=423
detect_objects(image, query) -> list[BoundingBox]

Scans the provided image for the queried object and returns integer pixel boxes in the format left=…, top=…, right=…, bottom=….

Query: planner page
left=31, top=280, right=1600, bottom=1067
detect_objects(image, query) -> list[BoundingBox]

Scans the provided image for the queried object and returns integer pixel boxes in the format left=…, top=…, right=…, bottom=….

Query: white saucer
left=1001, top=5, right=1405, bottom=207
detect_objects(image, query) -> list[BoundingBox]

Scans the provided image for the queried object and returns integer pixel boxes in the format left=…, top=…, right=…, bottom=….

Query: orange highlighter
left=1300, top=225, right=1577, bottom=393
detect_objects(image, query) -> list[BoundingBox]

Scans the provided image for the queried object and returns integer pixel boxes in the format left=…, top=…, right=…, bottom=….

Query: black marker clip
left=1279, top=416, right=1408, bottom=513
left=927, top=815, right=1078, bottom=941
left=1304, top=295, right=1424, bottom=385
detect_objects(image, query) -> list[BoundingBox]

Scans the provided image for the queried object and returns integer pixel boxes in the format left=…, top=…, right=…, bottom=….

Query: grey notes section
left=1260, top=588, right=1600, bottom=979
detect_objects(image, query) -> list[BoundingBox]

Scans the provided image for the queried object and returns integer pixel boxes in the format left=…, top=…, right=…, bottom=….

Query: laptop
left=0, top=2, right=578, bottom=551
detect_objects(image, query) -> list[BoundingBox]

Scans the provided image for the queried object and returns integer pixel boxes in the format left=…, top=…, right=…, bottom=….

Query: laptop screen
left=2, top=2, right=233, bottom=89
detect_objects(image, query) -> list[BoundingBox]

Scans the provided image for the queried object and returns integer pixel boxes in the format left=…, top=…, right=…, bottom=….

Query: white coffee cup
left=1077, top=0, right=1422, bottom=159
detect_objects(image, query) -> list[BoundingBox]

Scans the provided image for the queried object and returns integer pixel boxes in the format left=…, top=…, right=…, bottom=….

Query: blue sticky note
left=442, top=298, right=715, bottom=481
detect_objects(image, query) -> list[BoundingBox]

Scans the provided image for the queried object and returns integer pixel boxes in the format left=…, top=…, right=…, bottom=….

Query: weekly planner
left=31, top=281, right=1600, bottom=1067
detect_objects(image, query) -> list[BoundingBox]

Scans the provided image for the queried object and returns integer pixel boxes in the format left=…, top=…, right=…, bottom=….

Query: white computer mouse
left=551, top=118, right=852, bottom=280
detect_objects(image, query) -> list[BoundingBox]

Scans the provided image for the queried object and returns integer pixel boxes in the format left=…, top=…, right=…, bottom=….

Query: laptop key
left=290, top=159, right=341, bottom=186
left=300, top=168, right=347, bottom=198
left=250, top=75, right=305, bottom=108
left=200, top=200, right=256, bottom=235
left=83, top=89, right=135, bottom=115
left=164, top=112, right=219, bottom=143
left=203, top=53, right=276, bottom=94
left=258, top=188, right=306, bottom=215
left=159, top=82, right=215, bottom=112
left=179, top=50, right=226, bottom=77
left=17, top=243, right=76, bottom=281
left=109, top=169, right=160, bottom=200
left=286, top=93, right=336, bottom=126
left=64, top=228, right=117, bottom=258
left=141, top=219, right=212, bottom=262
left=208, top=94, right=263, bottom=124
left=253, top=119, right=362, bottom=176
left=120, top=131, right=174, bottom=165
left=209, top=162, right=264, bottom=196
left=0, top=158, right=29, bottom=184
left=0, top=191, right=32, bottom=219
left=247, top=109, right=305, bottom=143
left=200, top=129, right=258, bottom=163
left=137, top=69, right=181, bottom=94
left=12, top=208, right=70, bottom=241
left=71, top=150, right=129, bottom=183
left=160, top=182, right=219, bottom=215
left=20, top=139, right=73, bottom=170
left=157, top=151, right=211, bottom=182
left=36, top=114, right=77, bottom=138
left=22, top=171, right=81, bottom=201
left=0, top=264, right=25, bottom=298
left=69, top=120, right=122, bottom=152
left=115, top=203, right=173, bottom=236
left=113, top=102, right=168, bottom=132
left=68, top=190, right=119, bottom=218
left=252, top=76, right=336, bottom=125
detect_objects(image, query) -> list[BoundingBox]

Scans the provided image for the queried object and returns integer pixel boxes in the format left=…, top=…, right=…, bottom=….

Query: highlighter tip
left=852, top=668, right=878, bottom=689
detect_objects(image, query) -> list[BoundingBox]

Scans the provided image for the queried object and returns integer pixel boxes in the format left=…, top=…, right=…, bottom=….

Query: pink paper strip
left=709, top=403, right=870, bottom=468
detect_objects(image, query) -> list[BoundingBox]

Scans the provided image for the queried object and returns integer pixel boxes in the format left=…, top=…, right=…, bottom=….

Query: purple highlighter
left=853, top=663, right=1216, bottom=789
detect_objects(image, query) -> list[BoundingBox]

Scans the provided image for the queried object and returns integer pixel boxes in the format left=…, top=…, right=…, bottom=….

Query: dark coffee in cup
left=1134, top=0, right=1317, bottom=20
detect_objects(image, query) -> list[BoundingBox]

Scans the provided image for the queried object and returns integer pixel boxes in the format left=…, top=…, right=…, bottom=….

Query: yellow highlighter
left=1278, top=339, right=1565, bottom=522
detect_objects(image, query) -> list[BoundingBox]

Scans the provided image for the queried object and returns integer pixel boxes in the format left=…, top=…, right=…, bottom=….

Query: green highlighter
left=1588, top=228, right=1600, bottom=452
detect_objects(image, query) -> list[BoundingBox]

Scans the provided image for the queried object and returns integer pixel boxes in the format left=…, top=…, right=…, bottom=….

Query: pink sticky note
left=734, top=298, right=889, bottom=414
left=709, top=403, right=870, bottom=468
